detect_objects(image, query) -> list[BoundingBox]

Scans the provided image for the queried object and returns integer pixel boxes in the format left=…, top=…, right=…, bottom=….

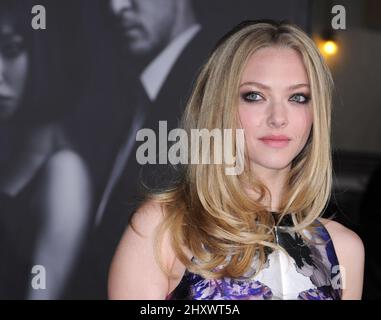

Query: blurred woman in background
left=0, top=0, right=92, bottom=299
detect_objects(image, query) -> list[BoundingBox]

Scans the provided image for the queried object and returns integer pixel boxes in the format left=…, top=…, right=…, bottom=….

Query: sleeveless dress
left=166, top=213, right=342, bottom=300
left=0, top=160, right=53, bottom=299
left=0, top=132, right=75, bottom=299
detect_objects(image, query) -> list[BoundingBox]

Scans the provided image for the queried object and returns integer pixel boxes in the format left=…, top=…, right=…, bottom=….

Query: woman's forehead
left=241, top=47, right=309, bottom=87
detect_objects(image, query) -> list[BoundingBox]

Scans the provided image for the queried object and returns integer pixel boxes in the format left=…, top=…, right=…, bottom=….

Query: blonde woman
left=108, top=20, right=364, bottom=300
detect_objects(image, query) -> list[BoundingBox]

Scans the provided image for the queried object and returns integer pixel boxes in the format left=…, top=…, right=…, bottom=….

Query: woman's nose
left=267, top=101, right=288, bottom=128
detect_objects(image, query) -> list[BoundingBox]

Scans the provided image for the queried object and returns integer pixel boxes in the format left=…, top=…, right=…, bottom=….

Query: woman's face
left=238, top=46, right=313, bottom=175
left=0, top=18, right=29, bottom=121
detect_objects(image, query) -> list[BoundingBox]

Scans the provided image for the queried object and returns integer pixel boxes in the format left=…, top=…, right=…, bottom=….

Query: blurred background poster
left=0, top=0, right=380, bottom=299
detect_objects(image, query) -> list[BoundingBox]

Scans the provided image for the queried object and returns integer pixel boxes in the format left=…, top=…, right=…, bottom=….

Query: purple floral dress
left=166, top=214, right=342, bottom=300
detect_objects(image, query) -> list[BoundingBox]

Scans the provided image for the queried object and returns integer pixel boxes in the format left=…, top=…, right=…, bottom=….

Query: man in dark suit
left=68, top=0, right=216, bottom=298
left=95, top=0, right=206, bottom=225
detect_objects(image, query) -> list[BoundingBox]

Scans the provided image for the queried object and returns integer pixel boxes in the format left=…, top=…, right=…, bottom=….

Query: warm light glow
left=322, top=40, right=338, bottom=55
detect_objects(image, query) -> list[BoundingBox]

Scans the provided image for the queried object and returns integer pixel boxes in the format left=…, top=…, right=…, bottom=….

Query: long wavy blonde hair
left=136, top=20, right=334, bottom=280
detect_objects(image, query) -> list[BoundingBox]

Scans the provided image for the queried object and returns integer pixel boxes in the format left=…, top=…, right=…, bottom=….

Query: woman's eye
left=289, top=93, right=310, bottom=104
left=242, top=92, right=263, bottom=102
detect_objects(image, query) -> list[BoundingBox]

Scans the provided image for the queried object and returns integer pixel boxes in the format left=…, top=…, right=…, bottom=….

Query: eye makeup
left=240, top=91, right=263, bottom=103
left=289, top=93, right=311, bottom=104
left=239, top=90, right=311, bottom=104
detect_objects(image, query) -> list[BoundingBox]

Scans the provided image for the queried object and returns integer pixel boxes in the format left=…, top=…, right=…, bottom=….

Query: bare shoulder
left=108, top=198, right=176, bottom=299
left=129, top=199, right=191, bottom=267
left=129, top=198, right=167, bottom=235
left=42, top=149, right=91, bottom=193
left=318, top=218, right=364, bottom=254
left=318, top=217, right=365, bottom=299
left=46, top=149, right=87, bottom=174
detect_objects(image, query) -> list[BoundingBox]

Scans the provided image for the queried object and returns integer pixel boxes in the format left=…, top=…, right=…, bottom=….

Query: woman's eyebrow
left=239, top=81, right=270, bottom=89
left=287, top=83, right=310, bottom=90
left=239, top=81, right=310, bottom=90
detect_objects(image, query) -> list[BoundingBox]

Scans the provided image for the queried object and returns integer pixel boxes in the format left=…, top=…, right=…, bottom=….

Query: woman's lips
left=259, top=138, right=290, bottom=148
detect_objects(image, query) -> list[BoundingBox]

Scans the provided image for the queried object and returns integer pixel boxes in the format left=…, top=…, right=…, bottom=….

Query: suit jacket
left=65, top=28, right=217, bottom=299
